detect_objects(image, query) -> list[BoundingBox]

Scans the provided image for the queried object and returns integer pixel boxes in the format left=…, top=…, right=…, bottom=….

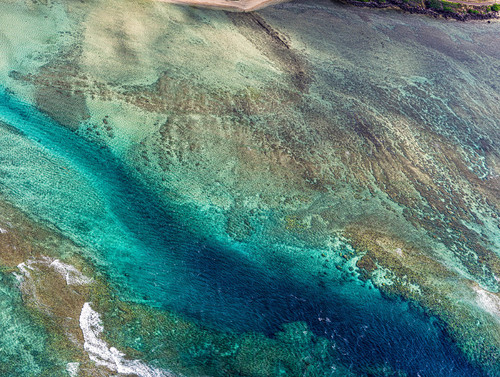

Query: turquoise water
left=0, top=0, right=499, bottom=375
left=0, top=88, right=487, bottom=376
left=0, top=271, right=61, bottom=376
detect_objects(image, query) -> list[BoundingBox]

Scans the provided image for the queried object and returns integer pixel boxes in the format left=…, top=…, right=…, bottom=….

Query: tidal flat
left=0, top=0, right=499, bottom=376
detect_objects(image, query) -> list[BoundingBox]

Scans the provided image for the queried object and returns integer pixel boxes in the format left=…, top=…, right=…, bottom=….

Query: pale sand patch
left=156, top=0, right=290, bottom=12
left=474, top=285, right=500, bottom=319
left=80, top=0, right=280, bottom=89
left=0, top=1, right=72, bottom=86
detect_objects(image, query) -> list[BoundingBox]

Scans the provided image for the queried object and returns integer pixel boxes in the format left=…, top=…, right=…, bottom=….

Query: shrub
left=492, top=3, right=500, bottom=11
left=441, top=1, right=459, bottom=11
left=427, top=0, right=442, bottom=9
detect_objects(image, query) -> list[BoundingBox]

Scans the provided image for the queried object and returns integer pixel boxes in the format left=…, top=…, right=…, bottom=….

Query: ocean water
left=0, top=90, right=487, bottom=376
left=0, top=271, right=61, bottom=376
left=0, top=0, right=499, bottom=376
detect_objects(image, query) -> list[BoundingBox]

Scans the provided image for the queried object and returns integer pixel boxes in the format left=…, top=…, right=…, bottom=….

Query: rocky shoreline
left=337, top=0, right=500, bottom=21
left=159, top=0, right=500, bottom=21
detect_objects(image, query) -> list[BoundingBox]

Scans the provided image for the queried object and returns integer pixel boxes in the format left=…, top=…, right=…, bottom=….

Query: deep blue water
left=0, top=88, right=488, bottom=376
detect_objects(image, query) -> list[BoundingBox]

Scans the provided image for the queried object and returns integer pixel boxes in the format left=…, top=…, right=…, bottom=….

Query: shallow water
left=0, top=88, right=486, bottom=376
left=0, top=0, right=499, bottom=376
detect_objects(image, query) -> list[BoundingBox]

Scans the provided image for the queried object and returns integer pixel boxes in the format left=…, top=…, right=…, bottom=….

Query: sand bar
left=156, top=0, right=290, bottom=11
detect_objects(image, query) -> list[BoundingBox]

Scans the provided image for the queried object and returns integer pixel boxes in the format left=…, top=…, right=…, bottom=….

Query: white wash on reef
left=79, top=302, right=174, bottom=377
left=49, top=259, right=93, bottom=285
left=16, top=261, right=35, bottom=279
left=474, top=285, right=500, bottom=320
left=14, top=257, right=93, bottom=286
left=66, top=362, right=80, bottom=377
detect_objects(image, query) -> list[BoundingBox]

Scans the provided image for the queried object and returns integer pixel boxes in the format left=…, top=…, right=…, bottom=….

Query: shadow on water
left=0, top=89, right=486, bottom=376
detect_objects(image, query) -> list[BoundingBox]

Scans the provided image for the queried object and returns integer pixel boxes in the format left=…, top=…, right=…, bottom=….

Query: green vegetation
left=427, top=0, right=443, bottom=10
left=423, top=0, right=495, bottom=15
left=355, top=0, right=499, bottom=16
left=441, top=1, right=460, bottom=12
left=345, top=0, right=498, bottom=17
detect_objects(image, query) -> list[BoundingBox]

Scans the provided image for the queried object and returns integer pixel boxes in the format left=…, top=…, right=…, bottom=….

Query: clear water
left=0, top=88, right=486, bottom=376
left=0, top=0, right=499, bottom=375
left=0, top=271, right=60, bottom=376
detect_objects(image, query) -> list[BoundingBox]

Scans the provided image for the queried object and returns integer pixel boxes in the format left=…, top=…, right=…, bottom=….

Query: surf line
left=80, top=302, right=176, bottom=377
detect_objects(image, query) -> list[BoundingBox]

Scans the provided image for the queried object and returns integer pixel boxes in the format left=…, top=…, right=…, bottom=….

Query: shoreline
left=337, top=0, right=500, bottom=21
left=157, top=0, right=500, bottom=21
left=155, top=0, right=289, bottom=11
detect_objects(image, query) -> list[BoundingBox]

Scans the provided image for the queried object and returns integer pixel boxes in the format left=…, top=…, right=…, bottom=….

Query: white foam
left=79, top=303, right=174, bottom=377
left=66, top=362, right=80, bottom=377
left=16, top=258, right=92, bottom=286
left=49, top=259, right=93, bottom=285
left=474, top=286, right=500, bottom=319
left=17, top=262, right=34, bottom=279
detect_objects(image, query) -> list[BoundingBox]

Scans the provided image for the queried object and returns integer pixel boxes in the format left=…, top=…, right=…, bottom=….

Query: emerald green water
left=0, top=0, right=499, bottom=375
